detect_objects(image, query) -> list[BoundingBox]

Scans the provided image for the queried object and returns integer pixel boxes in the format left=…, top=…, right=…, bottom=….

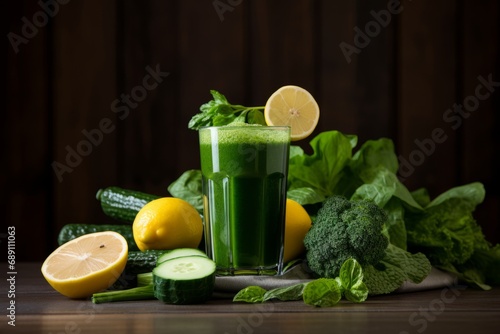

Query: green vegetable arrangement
left=283, top=130, right=498, bottom=291
left=92, top=251, right=216, bottom=305
left=169, top=128, right=500, bottom=293
left=303, top=195, right=432, bottom=295
left=82, top=90, right=499, bottom=307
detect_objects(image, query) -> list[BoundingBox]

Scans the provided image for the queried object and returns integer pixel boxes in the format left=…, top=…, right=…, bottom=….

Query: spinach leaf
left=231, top=260, right=368, bottom=306
left=167, top=170, right=204, bottom=213
left=287, top=130, right=358, bottom=203
left=339, top=258, right=363, bottom=289
left=233, top=286, right=267, bottom=303
left=302, top=278, right=342, bottom=307
left=338, top=258, right=368, bottom=303
left=262, top=283, right=307, bottom=302
left=344, top=281, right=369, bottom=303
left=286, top=187, right=325, bottom=206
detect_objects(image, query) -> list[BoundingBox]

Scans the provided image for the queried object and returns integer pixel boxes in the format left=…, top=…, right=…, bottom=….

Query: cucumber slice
left=152, top=256, right=216, bottom=304
left=156, top=248, right=207, bottom=265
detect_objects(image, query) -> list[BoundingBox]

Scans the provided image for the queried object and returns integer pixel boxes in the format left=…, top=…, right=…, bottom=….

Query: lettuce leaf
left=405, top=182, right=488, bottom=267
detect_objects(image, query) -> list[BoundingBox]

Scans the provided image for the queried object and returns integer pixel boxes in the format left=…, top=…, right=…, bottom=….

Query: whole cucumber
left=112, top=249, right=169, bottom=290
left=57, top=223, right=139, bottom=251
left=96, top=186, right=160, bottom=223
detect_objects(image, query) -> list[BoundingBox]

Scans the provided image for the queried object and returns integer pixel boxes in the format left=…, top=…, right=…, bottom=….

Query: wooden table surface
left=4, top=262, right=500, bottom=333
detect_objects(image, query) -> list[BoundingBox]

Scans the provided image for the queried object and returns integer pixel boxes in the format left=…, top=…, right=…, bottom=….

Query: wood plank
left=117, top=0, right=179, bottom=196
left=398, top=0, right=459, bottom=195
left=5, top=1, right=52, bottom=260
left=14, top=263, right=500, bottom=334
left=51, top=1, right=118, bottom=241
left=317, top=0, right=359, bottom=137
left=17, top=263, right=500, bottom=314
left=307, top=0, right=397, bottom=149
left=461, top=1, right=500, bottom=244
left=19, top=312, right=500, bottom=334
left=248, top=0, right=316, bottom=112
left=176, top=0, right=247, bottom=175
left=354, top=0, right=397, bottom=143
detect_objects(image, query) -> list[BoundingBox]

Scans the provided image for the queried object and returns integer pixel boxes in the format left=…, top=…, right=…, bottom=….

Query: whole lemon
left=283, top=199, right=312, bottom=263
left=133, top=197, right=203, bottom=251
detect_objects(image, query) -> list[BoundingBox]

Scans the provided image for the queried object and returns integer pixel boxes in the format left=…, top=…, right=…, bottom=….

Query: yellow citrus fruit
left=264, top=85, right=320, bottom=141
left=283, top=199, right=312, bottom=263
left=41, top=231, right=128, bottom=299
left=133, top=197, right=203, bottom=251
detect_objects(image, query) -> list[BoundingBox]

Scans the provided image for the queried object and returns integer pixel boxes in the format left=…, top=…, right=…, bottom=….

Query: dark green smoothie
left=199, top=126, right=290, bottom=275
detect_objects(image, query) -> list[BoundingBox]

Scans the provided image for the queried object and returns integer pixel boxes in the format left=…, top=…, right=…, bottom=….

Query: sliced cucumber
left=152, top=256, right=216, bottom=304
left=156, top=248, right=207, bottom=265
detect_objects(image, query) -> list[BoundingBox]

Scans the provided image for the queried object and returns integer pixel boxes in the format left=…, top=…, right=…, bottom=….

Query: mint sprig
left=188, top=90, right=266, bottom=130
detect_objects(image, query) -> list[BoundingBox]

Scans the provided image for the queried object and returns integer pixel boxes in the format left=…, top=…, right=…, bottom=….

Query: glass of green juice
left=199, top=125, right=291, bottom=276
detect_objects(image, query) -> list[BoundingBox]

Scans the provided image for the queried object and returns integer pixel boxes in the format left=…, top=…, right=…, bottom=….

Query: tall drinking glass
left=199, top=125, right=290, bottom=275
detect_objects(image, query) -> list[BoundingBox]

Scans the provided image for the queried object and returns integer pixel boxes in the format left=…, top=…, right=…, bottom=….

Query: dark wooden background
left=4, top=0, right=500, bottom=261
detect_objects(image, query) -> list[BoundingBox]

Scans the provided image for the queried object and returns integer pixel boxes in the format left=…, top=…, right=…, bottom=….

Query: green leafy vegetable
left=363, top=244, right=431, bottom=295
left=287, top=131, right=358, bottom=204
left=183, top=92, right=499, bottom=293
left=233, top=286, right=267, bottom=303
left=406, top=182, right=487, bottom=266
left=288, top=130, right=498, bottom=291
left=232, top=259, right=368, bottom=306
left=188, top=90, right=266, bottom=130
left=338, top=258, right=368, bottom=303
left=302, top=278, right=342, bottom=307
left=403, top=182, right=497, bottom=289
left=167, top=169, right=204, bottom=213
left=262, top=283, right=307, bottom=302
left=455, top=244, right=500, bottom=288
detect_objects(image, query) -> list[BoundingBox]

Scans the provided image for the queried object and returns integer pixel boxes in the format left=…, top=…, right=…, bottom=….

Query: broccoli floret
left=303, top=195, right=389, bottom=278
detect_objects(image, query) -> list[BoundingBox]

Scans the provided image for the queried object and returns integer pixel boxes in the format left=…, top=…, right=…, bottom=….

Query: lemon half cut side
left=41, top=231, right=128, bottom=299
left=264, top=85, right=320, bottom=141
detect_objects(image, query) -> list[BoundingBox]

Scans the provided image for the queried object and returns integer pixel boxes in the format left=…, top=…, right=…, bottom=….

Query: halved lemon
left=41, top=231, right=128, bottom=299
left=264, top=85, right=320, bottom=141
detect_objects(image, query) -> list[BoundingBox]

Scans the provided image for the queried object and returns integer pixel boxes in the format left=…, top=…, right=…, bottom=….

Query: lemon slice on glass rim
left=264, top=85, right=320, bottom=141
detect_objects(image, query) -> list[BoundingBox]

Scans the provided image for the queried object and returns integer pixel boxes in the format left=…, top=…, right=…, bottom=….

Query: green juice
left=199, top=126, right=290, bottom=275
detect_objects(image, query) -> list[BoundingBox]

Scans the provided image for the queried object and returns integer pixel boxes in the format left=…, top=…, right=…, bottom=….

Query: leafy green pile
left=284, top=130, right=498, bottom=291
left=172, top=93, right=499, bottom=294
left=405, top=184, right=500, bottom=289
